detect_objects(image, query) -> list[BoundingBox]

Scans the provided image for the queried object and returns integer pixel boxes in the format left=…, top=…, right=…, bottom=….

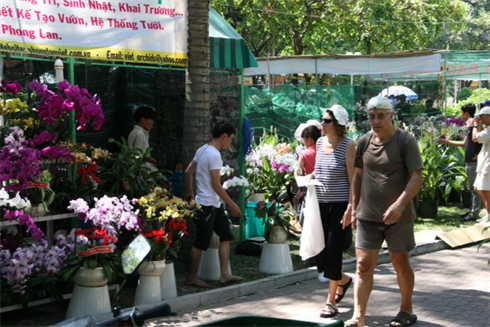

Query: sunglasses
left=322, top=118, right=334, bottom=124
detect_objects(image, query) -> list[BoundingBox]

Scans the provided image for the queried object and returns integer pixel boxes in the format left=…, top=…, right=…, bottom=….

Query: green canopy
left=209, top=8, right=258, bottom=69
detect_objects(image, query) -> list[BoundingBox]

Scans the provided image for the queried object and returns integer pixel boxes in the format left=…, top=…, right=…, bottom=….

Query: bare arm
left=383, top=169, right=423, bottom=225
left=342, top=140, right=356, bottom=229
left=437, top=138, right=465, bottom=147
left=210, top=169, right=241, bottom=217
left=351, top=167, right=363, bottom=230
left=472, top=118, right=483, bottom=142
left=185, top=160, right=197, bottom=202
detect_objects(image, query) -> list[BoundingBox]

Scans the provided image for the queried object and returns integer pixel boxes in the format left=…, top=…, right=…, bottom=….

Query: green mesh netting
left=244, top=84, right=355, bottom=141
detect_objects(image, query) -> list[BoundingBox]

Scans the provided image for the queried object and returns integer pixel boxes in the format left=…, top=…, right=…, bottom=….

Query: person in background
left=480, top=99, right=490, bottom=109
left=346, top=96, right=423, bottom=327
left=184, top=121, right=244, bottom=288
left=437, top=103, right=481, bottom=221
left=127, top=106, right=169, bottom=189
left=297, top=125, right=322, bottom=175
left=471, top=106, right=490, bottom=224
left=311, top=105, right=355, bottom=319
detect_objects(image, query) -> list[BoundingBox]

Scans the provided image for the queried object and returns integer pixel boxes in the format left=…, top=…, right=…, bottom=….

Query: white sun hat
left=294, top=120, right=322, bottom=143
left=475, top=106, right=490, bottom=116
left=326, top=105, right=349, bottom=126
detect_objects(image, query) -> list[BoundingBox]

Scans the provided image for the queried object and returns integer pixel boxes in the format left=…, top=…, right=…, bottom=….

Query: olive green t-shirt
left=354, top=129, right=424, bottom=223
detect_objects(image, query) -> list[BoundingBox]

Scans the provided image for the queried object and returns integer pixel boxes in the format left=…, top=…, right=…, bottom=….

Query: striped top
left=314, top=137, right=350, bottom=203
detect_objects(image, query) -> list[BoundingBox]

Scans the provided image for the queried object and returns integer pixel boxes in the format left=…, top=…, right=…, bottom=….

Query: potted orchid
left=59, top=195, right=141, bottom=286
left=245, top=127, right=298, bottom=201
left=0, top=188, right=66, bottom=307
left=138, top=187, right=199, bottom=261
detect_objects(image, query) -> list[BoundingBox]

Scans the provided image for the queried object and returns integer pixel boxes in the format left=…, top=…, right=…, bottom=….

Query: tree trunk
left=183, top=0, right=210, bottom=169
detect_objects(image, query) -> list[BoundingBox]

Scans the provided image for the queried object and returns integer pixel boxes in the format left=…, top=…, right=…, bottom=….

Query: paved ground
left=147, top=241, right=490, bottom=327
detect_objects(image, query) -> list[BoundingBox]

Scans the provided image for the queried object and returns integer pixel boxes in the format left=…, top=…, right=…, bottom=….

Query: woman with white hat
left=312, top=105, right=355, bottom=318
left=472, top=106, right=490, bottom=224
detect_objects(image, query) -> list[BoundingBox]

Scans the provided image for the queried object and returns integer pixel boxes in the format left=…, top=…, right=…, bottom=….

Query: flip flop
left=390, top=311, right=418, bottom=326
left=319, top=303, right=338, bottom=318
left=335, top=276, right=352, bottom=303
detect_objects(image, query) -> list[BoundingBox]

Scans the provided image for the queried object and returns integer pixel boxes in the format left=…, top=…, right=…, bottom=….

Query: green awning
left=209, top=8, right=258, bottom=69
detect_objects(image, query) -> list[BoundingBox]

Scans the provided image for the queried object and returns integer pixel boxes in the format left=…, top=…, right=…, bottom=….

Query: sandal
left=335, top=276, right=352, bottom=303
left=344, top=319, right=359, bottom=327
left=319, top=303, right=338, bottom=318
left=390, top=311, right=418, bottom=326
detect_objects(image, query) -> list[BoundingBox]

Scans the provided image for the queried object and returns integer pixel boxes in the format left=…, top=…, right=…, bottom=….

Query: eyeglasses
left=322, top=118, right=333, bottom=124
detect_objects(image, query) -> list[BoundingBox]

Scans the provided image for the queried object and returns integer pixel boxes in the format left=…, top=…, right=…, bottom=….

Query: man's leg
left=218, top=240, right=244, bottom=284
left=185, top=246, right=209, bottom=287
left=350, top=248, right=379, bottom=327
left=389, top=251, right=414, bottom=319
left=467, top=162, right=481, bottom=218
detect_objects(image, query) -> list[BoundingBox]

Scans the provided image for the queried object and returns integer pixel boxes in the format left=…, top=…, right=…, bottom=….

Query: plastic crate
left=197, top=315, right=344, bottom=326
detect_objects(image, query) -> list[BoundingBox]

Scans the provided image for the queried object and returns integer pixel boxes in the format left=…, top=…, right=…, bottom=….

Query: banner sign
left=0, top=0, right=188, bottom=66
left=78, top=245, right=114, bottom=257
left=368, top=61, right=490, bottom=81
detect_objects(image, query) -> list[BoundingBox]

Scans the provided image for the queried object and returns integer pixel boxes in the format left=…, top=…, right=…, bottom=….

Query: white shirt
left=128, top=125, right=149, bottom=152
left=194, top=144, right=222, bottom=208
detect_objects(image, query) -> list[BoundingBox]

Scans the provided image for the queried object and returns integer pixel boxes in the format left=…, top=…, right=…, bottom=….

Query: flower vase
left=267, top=225, right=288, bottom=244
left=160, top=260, right=178, bottom=300
left=65, top=267, right=111, bottom=319
left=134, top=260, right=166, bottom=306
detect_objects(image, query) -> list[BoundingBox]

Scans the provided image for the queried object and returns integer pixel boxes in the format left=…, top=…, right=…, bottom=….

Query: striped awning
left=209, top=8, right=258, bottom=69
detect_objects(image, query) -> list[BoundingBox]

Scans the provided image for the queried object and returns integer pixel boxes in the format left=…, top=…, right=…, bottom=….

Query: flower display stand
left=65, top=267, right=111, bottom=319
left=259, top=241, right=293, bottom=274
left=134, top=260, right=166, bottom=306
left=197, top=232, right=231, bottom=280
left=160, top=261, right=178, bottom=300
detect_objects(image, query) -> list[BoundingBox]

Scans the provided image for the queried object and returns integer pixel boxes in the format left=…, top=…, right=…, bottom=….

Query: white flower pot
left=249, top=193, right=266, bottom=202
left=134, top=260, right=166, bottom=306
left=65, top=267, right=111, bottom=319
left=259, top=241, right=293, bottom=274
left=267, top=225, right=288, bottom=244
left=160, top=261, right=178, bottom=300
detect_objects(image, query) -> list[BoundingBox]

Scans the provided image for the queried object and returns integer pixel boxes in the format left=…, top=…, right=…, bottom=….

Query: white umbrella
left=379, top=85, right=418, bottom=101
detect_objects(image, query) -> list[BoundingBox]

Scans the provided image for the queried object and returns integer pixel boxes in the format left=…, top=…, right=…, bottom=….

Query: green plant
left=418, top=135, right=465, bottom=201
left=255, top=201, right=294, bottom=241
left=98, top=137, right=169, bottom=198
left=477, top=225, right=490, bottom=266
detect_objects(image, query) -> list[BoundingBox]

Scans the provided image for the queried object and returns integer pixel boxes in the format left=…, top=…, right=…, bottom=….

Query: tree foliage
left=212, top=0, right=476, bottom=57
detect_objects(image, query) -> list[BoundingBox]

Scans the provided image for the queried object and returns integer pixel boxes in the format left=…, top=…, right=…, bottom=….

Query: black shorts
left=194, top=204, right=235, bottom=251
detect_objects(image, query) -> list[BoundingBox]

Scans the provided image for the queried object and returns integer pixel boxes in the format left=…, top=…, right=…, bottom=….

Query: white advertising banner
left=0, top=0, right=188, bottom=66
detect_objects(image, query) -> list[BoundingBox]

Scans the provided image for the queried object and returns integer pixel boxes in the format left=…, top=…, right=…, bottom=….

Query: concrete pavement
left=147, top=234, right=490, bottom=327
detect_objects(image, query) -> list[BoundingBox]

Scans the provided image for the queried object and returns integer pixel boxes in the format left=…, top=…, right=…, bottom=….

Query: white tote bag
left=299, top=185, right=325, bottom=260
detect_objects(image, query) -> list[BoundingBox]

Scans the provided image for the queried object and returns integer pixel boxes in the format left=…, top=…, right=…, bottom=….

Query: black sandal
left=319, top=303, right=338, bottom=318
left=335, top=277, right=352, bottom=303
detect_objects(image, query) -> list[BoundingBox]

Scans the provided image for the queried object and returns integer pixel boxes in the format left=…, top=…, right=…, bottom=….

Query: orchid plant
left=245, top=127, right=298, bottom=200
left=59, top=195, right=140, bottom=285
left=138, top=187, right=199, bottom=261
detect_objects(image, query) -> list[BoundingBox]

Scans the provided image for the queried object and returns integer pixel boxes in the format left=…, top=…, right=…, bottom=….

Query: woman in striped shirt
left=312, top=105, right=356, bottom=318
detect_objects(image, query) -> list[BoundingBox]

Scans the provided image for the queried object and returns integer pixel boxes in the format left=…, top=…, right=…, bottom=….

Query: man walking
left=184, top=121, right=244, bottom=288
left=346, top=96, right=423, bottom=327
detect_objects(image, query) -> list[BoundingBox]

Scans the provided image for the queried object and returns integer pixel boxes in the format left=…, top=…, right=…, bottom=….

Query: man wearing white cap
left=471, top=106, right=490, bottom=224
left=346, top=96, right=423, bottom=327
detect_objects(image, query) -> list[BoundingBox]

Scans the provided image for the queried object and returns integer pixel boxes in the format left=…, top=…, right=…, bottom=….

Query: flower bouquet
left=245, top=127, right=298, bottom=200
left=59, top=195, right=140, bottom=286
left=138, top=187, right=200, bottom=261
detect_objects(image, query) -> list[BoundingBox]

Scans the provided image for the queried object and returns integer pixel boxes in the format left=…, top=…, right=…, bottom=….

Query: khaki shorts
left=355, top=219, right=415, bottom=253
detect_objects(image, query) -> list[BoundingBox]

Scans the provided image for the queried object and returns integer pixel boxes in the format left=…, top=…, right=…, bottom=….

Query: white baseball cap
left=367, top=96, right=393, bottom=111
left=326, top=105, right=349, bottom=126
left=475, top=106, right=490, bottom=116
left=294, top=120, right=322, bottom=143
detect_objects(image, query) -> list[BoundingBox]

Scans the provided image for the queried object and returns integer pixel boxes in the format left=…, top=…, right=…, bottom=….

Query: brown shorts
left=355, top=219, right=415, bottom=253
